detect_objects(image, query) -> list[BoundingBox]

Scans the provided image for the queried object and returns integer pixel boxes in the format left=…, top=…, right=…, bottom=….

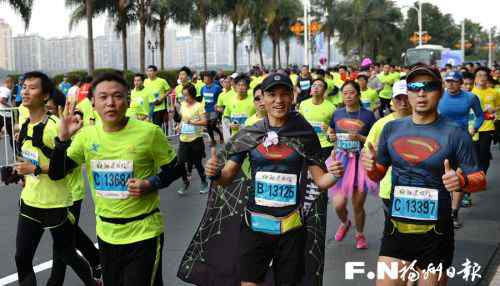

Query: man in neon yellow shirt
left=366, top=80, right=411, bottom=205
left=224, top=74, right=256, bottom=134
left=13, top=71, right=98, bottom=286
left=472, top=67, right=500, bottom=174
left=299, top=78, right=335, bottom=155
left=175, top=66, right=196, bottom=102
left=244, top=84, right=266, bottom=126
left=145, top=65, right=171, bottom=129
left=127, top=73, right=152, bottom=121
left=49, top=73, right=184, bottom=285
left=358, top=74, right=379, bottom=112
left=377, top=64, right=397, bottom=117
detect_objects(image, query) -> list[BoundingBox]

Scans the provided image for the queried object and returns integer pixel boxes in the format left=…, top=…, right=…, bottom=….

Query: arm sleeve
left=48, top=139, right=79, bottom=180
left=471, top=95, right=484, bottom=131
left=146, top=157, right=185, bottom=190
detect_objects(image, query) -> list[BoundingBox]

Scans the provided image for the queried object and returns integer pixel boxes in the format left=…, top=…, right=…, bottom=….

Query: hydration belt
left=244, top=208, right=303, bottom=235
left=99, top=208, right=160, bottom=225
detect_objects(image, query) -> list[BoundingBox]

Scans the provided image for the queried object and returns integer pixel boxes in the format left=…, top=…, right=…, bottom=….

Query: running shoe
left=334, top=220, right=351, bottom=241
left=177, top=181, right=189, bottom=195
left=461, top=194, right=472, bottom=208
left=200, top=181, right=209, bottom=194
left=453, top=216, right=463, bottom=229
left=355, top=233, right=368, bottom=249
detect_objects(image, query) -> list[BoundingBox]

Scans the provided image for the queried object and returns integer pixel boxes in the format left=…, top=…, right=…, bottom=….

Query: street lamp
left=147, top=40, right=159, bottom=66
left=404, top=1, right=423, bottom=46
left=245, top=44, right=252, bottom=72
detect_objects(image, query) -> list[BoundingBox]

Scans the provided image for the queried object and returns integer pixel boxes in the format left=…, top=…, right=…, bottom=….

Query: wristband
left=33, top=165, right=42, bottom=176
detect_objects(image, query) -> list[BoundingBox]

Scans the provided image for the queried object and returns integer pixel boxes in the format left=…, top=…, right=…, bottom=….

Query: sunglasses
left=407, top=81, right=442, bottom=92
left=254, top=96, right=263, bottom=102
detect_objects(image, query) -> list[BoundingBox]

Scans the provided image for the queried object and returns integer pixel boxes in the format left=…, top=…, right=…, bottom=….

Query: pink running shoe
left=355, top=233, right=368, bottom=249
left=334, top=220, right=351, bottom=241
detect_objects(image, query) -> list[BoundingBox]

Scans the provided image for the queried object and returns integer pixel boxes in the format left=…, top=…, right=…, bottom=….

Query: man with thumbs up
left=361, top=64, right=486, bottom=285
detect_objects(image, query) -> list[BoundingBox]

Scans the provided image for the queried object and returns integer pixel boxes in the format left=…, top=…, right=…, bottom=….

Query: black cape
left=177, top=112, right=329, bottom=286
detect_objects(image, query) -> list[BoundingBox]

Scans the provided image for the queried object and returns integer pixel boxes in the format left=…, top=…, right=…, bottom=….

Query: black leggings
left=378, top=97, right=392, bottom=117
left=474, top=131, right=495, bottom=174
left=206, top=118, right=223, bottom=143
left=15, top=209, right=95, bottom=286
left=153, top=109, right=168, bottom=134
left=47, top=200, right=100, bottom=285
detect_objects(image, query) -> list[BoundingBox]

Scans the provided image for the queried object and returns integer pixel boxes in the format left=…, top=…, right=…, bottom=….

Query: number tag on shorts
left=310, top=121, right=324, bottom=134
left=91, top=160, right=133, bottom=199
left=336, top=133, right=360, bottom=152
left=181, top=123, right=197, bottom=134
left=391, top=186, right=438, bottom=221
left=255, top=172, right=297, bottom=207
left=204, top=92, right=214, bottom=103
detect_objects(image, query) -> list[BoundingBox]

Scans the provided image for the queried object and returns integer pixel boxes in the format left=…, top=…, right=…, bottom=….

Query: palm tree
left=222, top=0, right=248, bottom=72
left=244, top=0, right=268, bottom=67
left=3, top=0, right=33, bottom=27
left=107, top=1, right=136, bottom=72
left=135, top=0, right=154, bottom=72
left=66, top=0, right=113, bottom=75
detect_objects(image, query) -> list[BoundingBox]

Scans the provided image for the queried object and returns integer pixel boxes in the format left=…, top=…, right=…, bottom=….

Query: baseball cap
left=406, top=65, right=442, bottom=83
left=444, top=71, right=463, bottom=82
left=230, top=72, right=239, bottom=79
left=392, top=80, right=407, bottom=98
left=261, top=73, right=294, bottom=92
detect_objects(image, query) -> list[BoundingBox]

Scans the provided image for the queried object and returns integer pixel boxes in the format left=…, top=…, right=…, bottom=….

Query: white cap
left=392, top=80, right=407, bottom=98
left=230, top=72, right=239, bottom=79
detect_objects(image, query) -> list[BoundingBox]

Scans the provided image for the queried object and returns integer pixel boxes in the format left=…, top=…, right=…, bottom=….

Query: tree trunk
left=285, top=39, right=290, bottom=67
left=202, top=23, right=208, bottom=70
left=121, top=29, right=128, bottom=72
left=272, top=41, right=276, bottom=69
left=140, top=18, right=146, bottom=72
left=159, top=18, right=166, bottom=70
left=327, top=32, right=331, bottom=67
left=277, top=40, right=282, bottom=68
left=85, top=0, right=94, bottom=75
left=232, top=21, right=238, bottom=72
left=258, top=42, right=264, bottom=68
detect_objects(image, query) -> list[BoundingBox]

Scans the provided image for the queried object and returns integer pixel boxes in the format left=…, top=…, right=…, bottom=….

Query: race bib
left=391, top=186, right=438, bottom=221
left=310, top=121, right=324, bottom=134
left=255, top=172, right=297, bottom=207
left=91, top=160, right=133, bottom=199
left=361, top=100, right=371, bottom=109
left=204, top=92, right=214, bottom=104
left=22, top=149, right=39, bottom=167
left=181, top=122, right=197, bottom=134
left=336, top=133, right=360, bottom=152
left=299, top=80, right=311, bottom=91
left=230, top=114, right=247, bottom=125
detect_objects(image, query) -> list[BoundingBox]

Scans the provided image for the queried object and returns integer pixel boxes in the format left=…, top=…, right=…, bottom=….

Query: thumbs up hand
left=442, top=159, right=461, bottom=192
left=205, top=146, right=219, bottom=178
left=361, top=142, right=377, bottom=172
left=327, top=149, right=344, bottom=178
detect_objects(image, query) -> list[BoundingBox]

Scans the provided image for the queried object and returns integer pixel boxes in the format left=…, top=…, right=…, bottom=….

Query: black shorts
left=240, top=222, right=306, bottom=284
left=98, top=234, right=164, bottom=286
left=379, top=217, right=454, bottom=270
left=178, top=137, right=206, bottom=164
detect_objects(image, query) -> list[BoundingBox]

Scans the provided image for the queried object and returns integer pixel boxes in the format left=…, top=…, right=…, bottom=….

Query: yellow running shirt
left=67, top=119, right=176, bottom=244
left=299, top=98, right=336, bottom=148
left=179, top=101, right=205, bottom=143
left=144, top=77, right=171, bottom=112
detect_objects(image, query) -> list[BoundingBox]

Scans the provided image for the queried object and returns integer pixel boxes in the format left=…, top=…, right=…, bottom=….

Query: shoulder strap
left=20, top=113, right=55, bottom=159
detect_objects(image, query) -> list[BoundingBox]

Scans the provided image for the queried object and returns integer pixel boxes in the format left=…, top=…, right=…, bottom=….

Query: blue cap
left=444, top=71, right=463, bottom=81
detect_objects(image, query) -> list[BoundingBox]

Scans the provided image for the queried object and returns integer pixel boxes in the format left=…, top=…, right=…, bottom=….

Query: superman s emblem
left=336, top=118, right=364, bottom=132
left=392, top=136, right=441, bottom=165
left=256, top=144, right=295, bottom=161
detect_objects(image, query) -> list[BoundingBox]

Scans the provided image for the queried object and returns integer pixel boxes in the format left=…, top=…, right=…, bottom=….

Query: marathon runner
left=204, top=73, right=344, bottom=285
left=126, top=73, right=152, bottom=121
left=438, top=71, right=484, bottom=228
left=244, top=84, right=266, bottom=127
left=358, top=74, right=380, bottom=112
left=58, top=74, right=72, bottom=97
left=362, top=65, right=486, bottom=285
left=378, top=64, right=398, bottom=117
left=201, top=70, right=224, bottom=144
left=176, top=83, right=209, bottom=195
left=48, top=72, right=184, bottom=285
left=295, top=65, right=313, bottom=105
left=366, top=80, right=412, bottom=212
left=13, top=71, right=99, bottom=286
left=326, top=80, right=377, bottom=249
left=224, top=74, right=256, bottom=135
left=175, top=66, right=194, bottom=102
left=145, top=65, right=171, bottom=130
left=472, top=67, right=499, bottom=174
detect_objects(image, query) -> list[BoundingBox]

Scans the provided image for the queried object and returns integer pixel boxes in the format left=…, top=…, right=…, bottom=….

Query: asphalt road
left=0, top=140, right=499, bottom=286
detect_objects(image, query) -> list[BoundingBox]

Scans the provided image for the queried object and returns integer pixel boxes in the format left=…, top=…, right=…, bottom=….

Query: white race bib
left=91, top=160, right=133, bottom=199
left=391, top=186, right=439, bottom=221
left=255, top=172, right=298, bottom=207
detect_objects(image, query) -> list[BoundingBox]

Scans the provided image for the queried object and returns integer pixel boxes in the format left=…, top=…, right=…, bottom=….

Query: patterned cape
left=177, top=112, right=329, bottom=286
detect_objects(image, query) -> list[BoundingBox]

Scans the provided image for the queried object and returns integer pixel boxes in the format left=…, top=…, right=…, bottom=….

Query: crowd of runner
left=0, top=59, right=499, bottom=285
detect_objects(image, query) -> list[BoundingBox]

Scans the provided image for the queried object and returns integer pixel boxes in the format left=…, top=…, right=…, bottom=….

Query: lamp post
left=404, top=2, right=423, bottom=46
left=245, top=44, right=252, bottom=72
left=147, top=40, right=159, bottom=66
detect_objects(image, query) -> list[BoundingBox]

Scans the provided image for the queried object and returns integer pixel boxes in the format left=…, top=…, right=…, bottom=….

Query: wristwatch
left=33, top=165, right=42, bottom=176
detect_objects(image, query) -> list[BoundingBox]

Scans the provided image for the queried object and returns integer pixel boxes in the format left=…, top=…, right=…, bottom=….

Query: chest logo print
left=90, top=143, right=100, bottom=153
left=337, top=118, right=364, bottom=132
left=392, top=136, right=441, bottom=165
left=256, top=144, right=295, bottom=161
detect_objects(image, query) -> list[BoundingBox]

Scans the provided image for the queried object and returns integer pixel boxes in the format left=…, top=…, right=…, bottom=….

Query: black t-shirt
left=296, top=75, right=312, bottom=104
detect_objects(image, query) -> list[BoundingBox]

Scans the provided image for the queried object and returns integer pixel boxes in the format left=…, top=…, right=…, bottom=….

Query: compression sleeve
left=48, top=138, right=78, bottom=180
left=146, top=157, right=186, bottom=191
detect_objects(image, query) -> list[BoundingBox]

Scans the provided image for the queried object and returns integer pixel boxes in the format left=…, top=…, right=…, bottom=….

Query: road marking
left=0, top=243, right=98, bottom=286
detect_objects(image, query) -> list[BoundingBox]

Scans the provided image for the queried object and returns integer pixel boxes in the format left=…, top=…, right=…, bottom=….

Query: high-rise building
left=13, top=35, right=44, bottom=72
left=44, top=36, right=88, bottom=73
left=0, top=18, right=13, bottom=70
